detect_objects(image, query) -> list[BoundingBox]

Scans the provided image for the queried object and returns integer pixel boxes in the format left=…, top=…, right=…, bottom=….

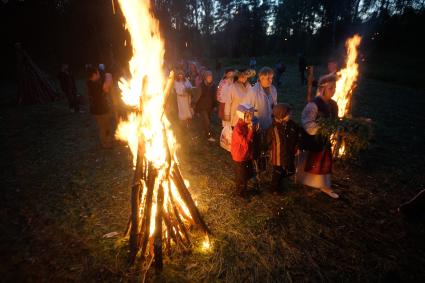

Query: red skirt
left=304, top=148, right=332, bottom=175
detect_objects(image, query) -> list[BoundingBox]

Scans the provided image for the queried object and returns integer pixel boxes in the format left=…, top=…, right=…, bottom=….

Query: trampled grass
left=1, top=60, right=424, bottom=282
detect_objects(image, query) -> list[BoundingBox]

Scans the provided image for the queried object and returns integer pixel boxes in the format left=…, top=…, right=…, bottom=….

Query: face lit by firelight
left=237, top=75, right=248, bottom=84
left=205, top=74, right=213, bottom=84
left=322, top=82, right=336, bottom=101
left=225, top=71, right=234, bottom=80
left=259, top=73, right=274, bottom=88
left=244, top=112, right=253, bottom=124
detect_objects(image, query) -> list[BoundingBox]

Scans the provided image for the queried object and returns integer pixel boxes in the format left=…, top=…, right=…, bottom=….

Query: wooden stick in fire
left=128, top=75, right=150, bottom=261
left=171, top=164, right=211, bottom=234
left=138, top=164, right=157, bottom=264
left=125, top=76, right=148, bottom=238
left=154, top=184, right=164, bottom=272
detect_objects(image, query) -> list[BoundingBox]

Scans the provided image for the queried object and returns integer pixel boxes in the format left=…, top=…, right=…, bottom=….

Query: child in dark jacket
left=266, top=103, right=301, bottom=193
left=231, top=103, right=258, bottom=198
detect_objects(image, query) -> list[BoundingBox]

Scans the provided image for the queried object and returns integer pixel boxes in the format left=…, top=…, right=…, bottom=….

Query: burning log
left=115, top=0, right=211, bottom=273
left=138, top=165, right=156, bottom=263
left=171, top=165, right=211, bottom=234
left=154, top=184, right=164, bottom=272
left=129, top=182, right=141, bottom=263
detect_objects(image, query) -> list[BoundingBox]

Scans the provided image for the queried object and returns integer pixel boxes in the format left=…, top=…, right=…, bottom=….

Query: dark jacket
left=196, top=82, right=217, bottom=112
left=87, top=80, right=109, bottom=115
left=267, top=119, right=301, bottom=172
left=58, top=71, right=77, bottom=94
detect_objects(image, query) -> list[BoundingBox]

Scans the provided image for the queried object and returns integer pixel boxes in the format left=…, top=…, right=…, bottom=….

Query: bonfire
left=114, top=0, right=210, bottom=274
left=320, top=34, right=373, bottom=159
left=334, top=34, right=362, bottom=118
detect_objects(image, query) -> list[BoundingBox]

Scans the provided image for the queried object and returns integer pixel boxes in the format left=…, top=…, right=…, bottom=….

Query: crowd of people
left=57, top=58, right=341, bottom=200
left=167, top=60, right=340, bottom=200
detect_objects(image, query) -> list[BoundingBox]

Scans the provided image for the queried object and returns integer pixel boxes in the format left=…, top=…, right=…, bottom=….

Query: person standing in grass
left=274, top=61, right=286, bottom=86
left=86, top=66, right=113, bottom=149
left=217, top=68, right=235, bottom=125
left=244, top=67, right=278, bottom=179
left=296, top=74, right=339, bottom=199
left=245, top=67, right=277, bottom=131
left=196, top=70, right=217, bottom=142
left=267, top=103, right=301, bottom=193
left=223, top=69, right=256, bottom=127
left=58, top=63, right=80, bottom=113
left=174, top=69, right=193, bottom=129
left=231, top=103, right=258, bottom=198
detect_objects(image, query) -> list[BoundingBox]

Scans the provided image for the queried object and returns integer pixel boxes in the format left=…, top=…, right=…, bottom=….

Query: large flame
left=334, top=34, right=362, bottom=118
left=115, top=0, right=194, bottom=238
left=330, top=34, right=362, bottom=158
left=116, top=0, right=168, bottom=168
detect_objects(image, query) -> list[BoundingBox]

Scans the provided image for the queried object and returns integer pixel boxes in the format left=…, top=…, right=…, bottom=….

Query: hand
left=254, top=123, right=260, bottom=131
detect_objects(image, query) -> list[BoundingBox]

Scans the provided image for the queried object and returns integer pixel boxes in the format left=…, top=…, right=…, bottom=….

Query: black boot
left=271, top=166, right=285, bottom=194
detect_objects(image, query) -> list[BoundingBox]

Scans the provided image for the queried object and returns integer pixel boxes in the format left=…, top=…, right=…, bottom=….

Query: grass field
left=1, top=60, right=424, bottom=282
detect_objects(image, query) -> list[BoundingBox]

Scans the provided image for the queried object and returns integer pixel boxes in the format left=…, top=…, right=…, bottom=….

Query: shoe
left=320, top=187, right=339, bottom=199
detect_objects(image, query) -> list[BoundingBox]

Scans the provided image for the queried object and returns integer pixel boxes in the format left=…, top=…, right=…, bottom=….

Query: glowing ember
left=334, top=34, right=362, bottom=118
left=201, top=235, right=212, bottom=252
left=115, top=0, right=209, bottom=271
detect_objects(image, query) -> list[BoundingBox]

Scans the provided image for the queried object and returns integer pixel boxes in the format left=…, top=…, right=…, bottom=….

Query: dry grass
left=1, top=62, right=424, bottom=282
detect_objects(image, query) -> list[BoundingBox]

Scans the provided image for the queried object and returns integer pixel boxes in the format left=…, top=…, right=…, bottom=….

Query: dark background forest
left=1, top=0, right=425, bottom=87
left=1, top=1, right=425, bottom=281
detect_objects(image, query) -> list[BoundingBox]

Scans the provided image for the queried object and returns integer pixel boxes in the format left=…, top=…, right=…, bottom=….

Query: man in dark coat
left=86, top=66, right=113, bottom=149
left=196, top=70, right=217, bottom=141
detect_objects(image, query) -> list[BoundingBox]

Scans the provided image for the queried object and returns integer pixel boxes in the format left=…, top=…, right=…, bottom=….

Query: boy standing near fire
left=266, top=103, right=301, bottom=193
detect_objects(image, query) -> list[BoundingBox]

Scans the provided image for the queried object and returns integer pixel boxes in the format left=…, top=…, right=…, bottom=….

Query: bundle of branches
left=15, top=43, right=58, bottom=105
left=318, top=117, right=374, bottom=159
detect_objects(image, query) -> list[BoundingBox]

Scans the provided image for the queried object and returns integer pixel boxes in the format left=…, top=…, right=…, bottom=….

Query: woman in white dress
left=174, top=70, right=193, bottom=128
left=217, top=68, right=235, bottom=127
left=296, top=74, right=339, bottom=199
left=223, top=69, right=256, bottom=127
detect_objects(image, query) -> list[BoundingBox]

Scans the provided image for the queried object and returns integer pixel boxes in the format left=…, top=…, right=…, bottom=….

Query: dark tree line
left=1, top=0, right=424, bottom=80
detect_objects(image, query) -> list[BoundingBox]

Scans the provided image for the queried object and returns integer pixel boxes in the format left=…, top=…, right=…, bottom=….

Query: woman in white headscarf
left=223, top=69, right=256, bottom=127
left=296, top=74, right=339, bottom=199
left=174, top=69, right=193, bottom=128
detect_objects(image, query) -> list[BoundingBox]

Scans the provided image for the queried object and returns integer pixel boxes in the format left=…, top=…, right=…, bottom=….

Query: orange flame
left=115, top=0, right=194, bottom=238
left=334, top=34, right=362, bottom=118
left=331, top=35, right=362, bottom=158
